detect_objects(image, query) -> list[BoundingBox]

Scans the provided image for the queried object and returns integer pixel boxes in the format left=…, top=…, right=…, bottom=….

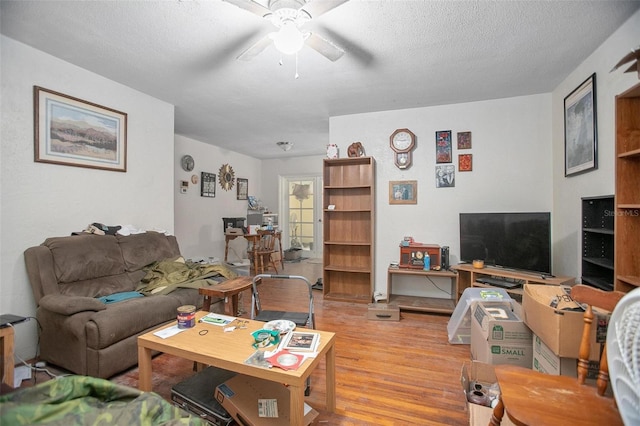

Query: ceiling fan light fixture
left=272, top=21, right=304, bottom=55
left=277, top=141, right=293, bottom=151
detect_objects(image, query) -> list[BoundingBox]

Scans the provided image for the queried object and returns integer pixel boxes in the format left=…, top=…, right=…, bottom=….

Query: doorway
left=280, top=175, right=322, bottom=259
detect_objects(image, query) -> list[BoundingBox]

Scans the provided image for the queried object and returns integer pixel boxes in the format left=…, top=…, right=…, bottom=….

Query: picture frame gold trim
left=34, top=86, right=127, bottom=172
left=389, top=180, right=417, bottom=204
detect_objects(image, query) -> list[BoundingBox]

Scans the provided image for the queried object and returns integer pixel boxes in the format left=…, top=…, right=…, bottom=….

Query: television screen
left=459, top=212, right=551, bottom=274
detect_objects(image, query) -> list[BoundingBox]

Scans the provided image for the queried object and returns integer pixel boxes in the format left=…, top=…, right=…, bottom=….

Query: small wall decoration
left=237, top=178, right=248, bottom=200
left=389, top=180, right=417, bottom=205
left=436, top=130, right=452, bottom=163
left=459, top=154, right=473, bottom=172
left=201, top=172, right=216, bottom=197
left=218, top=164, right=235, bottom=190
left=457, top=131, right=472, bottom=149
left=180, top=180, right=189, bottom=194
left=436, top=165, right=455, bottom=188
left=564, top=73, right=597, bottom=177
left=34, top=86, right=127, bottom=172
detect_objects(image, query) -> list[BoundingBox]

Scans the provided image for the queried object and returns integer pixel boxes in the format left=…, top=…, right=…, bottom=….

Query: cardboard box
left=532, top=334, right=600, bottom=381
left=471, top=302, right=533, bottom=368
left=214, top=374, right=318, bottom=426
left=367, top=303, right=400, bottom=321
left=522, top=285, right=602, bottom=360
left=461, top=361, right=516, bottom=426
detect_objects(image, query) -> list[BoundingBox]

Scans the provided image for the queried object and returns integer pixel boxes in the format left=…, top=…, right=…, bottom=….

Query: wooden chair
left=248, top=229, right=279, bottom=275
left=490, top=284, right=625, bottom=426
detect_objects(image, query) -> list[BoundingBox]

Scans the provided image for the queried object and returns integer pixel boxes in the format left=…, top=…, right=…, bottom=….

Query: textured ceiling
left=1, top=0, right=638, bottom=159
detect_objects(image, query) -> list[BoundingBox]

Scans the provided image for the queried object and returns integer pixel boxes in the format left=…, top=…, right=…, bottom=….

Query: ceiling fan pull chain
left=295, top=53, right=299, bottom=79
left=279, top=55, right=283, bottom=66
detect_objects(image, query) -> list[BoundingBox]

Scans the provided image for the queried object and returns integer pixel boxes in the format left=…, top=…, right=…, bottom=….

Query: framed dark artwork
left=457, top=131, right=472, bottom=149
left=436, top=130, right=452, bottom=163
left=459, top=154, right=473, bottom=172
left=564, top=73, right=597, bottom=177
left=34, top=86, right=127, bottom=172
left=201, top=172, right=216, bottom=197
left=237, top=178, right=248, bottom=200
left=389, top=180, right=417, bottom=204
left=436, top=165, right=455, bottom=188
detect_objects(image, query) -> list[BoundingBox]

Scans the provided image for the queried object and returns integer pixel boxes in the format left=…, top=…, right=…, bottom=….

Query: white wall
left=329, top=94, right=553, bottom=297
left=0, top=36, right=175, bottom=361
left=173, top=135, right=262, bottom=262
left=551, top=10, right=640, bottom=278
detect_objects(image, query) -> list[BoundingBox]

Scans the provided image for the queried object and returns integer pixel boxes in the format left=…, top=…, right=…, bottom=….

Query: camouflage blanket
left=0, top=375, right=207, bottom=426
left=136, top=257, right=238, bottom=296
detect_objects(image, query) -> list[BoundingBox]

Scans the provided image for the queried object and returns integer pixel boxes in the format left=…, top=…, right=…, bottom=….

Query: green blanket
left=136, top=257, right=238, bottom=296
left=0, top=375, right=207, bottom=425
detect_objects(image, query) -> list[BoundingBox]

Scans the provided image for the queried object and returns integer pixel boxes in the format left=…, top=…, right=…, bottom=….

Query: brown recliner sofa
left=24, top=231, right=227, bottom=379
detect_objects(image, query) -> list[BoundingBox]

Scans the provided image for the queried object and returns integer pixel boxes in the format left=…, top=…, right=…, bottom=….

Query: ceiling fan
left=223, top=0, right=349, bottom=62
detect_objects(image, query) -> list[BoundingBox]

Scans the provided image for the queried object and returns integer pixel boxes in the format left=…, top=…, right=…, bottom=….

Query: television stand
left=452, top=264, right=574, bottom=302
left=386, top=267, right=458, bottom=314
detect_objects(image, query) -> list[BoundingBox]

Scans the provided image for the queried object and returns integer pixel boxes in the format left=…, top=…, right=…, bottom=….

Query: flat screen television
left=459, top=212, right=551, bottom=275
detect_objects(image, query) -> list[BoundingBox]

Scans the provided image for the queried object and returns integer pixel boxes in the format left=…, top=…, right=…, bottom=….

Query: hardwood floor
left=13, top=259, right=472, bottom=425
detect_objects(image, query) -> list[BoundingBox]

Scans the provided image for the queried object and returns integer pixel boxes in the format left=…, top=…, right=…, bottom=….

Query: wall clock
left=181, top=154, right=195, bottom=172
left=390, top=129, right=416, bottom=169
left=218, top=164, right=235, bottom=191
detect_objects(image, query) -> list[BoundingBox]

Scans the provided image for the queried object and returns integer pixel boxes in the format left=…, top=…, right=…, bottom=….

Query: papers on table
left=199, top=312, right=237, bottom=326
left=153, top=325, right=188, bottom=339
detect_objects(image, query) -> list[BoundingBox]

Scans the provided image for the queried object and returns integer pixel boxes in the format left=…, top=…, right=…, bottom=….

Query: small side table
left=199, top=276, right=257, bottom=316
left=0, top=325, right=15, bottom=388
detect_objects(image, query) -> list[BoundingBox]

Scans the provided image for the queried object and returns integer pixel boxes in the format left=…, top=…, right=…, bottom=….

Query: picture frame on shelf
left=436, top=130, right=452, bottom=163
left=34, top=86, right=127, bottom=172
left=457, top=131, right=472, bottom=149
left=201, top=172, right=216, bottom=197
left=237, top=178, right=248, bottom=200
left=564, top=73, right=597, bottom=177
left=389, top=180, right=417, bottom=204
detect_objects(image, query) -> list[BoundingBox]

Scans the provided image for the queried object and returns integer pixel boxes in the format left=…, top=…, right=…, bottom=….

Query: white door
left=280, top=175, right=322, bottom=259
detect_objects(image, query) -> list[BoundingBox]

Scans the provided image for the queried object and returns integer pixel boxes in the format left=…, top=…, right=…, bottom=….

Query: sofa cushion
left=44, top=234, right=125, bottom=283
left=117, top=232, right=179, bottom=272
left=85, top=295, right=185, bottom=349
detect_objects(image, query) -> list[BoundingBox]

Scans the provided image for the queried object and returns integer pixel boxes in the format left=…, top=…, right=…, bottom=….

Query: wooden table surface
left=137, top=311, right=336, bottom=424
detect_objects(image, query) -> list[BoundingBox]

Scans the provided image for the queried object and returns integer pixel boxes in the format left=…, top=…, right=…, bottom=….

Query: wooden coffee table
left=137, top=312, right=336, bottom=424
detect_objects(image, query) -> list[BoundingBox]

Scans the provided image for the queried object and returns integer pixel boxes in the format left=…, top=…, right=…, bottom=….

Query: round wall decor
left=218, top=164, right=235, bottom=191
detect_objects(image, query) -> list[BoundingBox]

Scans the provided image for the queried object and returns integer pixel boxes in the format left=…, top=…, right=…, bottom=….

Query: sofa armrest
left=39, top=294, right=106, bottom=315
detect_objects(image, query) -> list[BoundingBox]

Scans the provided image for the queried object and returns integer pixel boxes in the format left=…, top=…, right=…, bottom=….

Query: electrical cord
left=6, top=323, right=60, bottom=383
left=425, top=276, right=452, bottom=296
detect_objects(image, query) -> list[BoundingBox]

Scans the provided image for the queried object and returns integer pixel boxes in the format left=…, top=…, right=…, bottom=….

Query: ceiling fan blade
left=223, top=0, right=272, bottom=18
left=300, top=0, right=350, bottom=18
left=237, top=34, right=273, bottom=61
left=306, top=32, right=345, bottom=62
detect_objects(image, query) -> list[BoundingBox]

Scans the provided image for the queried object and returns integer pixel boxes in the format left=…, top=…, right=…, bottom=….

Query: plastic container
left=447, top=288, right=512, bottom=344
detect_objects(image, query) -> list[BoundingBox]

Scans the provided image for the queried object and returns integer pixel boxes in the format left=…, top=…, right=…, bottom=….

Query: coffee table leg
left=326, top=342, right=336, bottom=412
left=137, top=344, right=153, bottom=391
left=290, top=384, right=305, bottom=425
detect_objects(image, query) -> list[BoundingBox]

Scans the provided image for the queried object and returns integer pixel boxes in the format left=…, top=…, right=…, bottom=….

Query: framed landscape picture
left=389, top=180, right=417, bottom=204
left=34, top=86, right=127, bottom=172
left=564, top=73, right=597, bottom=177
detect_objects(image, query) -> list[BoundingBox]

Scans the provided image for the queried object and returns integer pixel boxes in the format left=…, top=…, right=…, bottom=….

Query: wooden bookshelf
left=614, top=82, right=640, bottom=293
left=322, top=157, right=375, bottom=302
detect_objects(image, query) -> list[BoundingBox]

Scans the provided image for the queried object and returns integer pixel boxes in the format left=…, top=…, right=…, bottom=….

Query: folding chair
left=250, top=274, right=315, bottom=329
left=250, top=273, right=315, bottom=395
